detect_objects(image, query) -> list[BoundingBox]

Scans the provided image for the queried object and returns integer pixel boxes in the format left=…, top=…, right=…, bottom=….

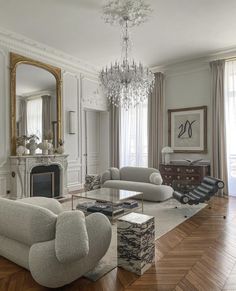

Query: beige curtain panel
left=42, top=95, right=52, bottom=139
left=19, top=99, right=27, bottom=136
left=148, top=72, right=164, bottom=169
left=110, top=104, right=120, bottom=168
left=210, top=60, right=228, bottom=196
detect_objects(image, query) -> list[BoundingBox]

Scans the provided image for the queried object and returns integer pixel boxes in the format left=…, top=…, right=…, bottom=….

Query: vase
left=164, top=153, right=171, bottom=165
left=16, top=145, right=26, bottom=156
left=26, top=140, right=38, bottom=156
left=38, top=140, right=50, bottom=155
left=57, top=145, right=64, bottom=154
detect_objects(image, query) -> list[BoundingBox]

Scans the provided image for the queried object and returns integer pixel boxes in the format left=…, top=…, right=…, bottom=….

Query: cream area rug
left=61, top=198, right=206, bottom=281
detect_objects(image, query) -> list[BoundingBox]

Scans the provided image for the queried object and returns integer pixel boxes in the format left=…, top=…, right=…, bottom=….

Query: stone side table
left=117, top=212, right=155, bottom=275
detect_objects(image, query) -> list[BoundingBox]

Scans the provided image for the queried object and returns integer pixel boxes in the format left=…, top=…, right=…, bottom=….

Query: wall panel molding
left=0, top=173, right=8, bottom=197
left=67, top=161, right=82, bottom=191
left=81, top=76, right=108, bottom=111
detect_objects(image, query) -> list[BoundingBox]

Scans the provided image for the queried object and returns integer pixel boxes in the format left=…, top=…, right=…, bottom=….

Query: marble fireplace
left=9, top=155, right=68, bottom=200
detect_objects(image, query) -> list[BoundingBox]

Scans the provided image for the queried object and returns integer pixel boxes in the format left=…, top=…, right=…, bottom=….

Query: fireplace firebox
left=30, top=165, right=60, bottom=198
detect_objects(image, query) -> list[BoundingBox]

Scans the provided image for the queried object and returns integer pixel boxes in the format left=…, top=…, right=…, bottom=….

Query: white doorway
left=81, top=109, right=109, bottom=182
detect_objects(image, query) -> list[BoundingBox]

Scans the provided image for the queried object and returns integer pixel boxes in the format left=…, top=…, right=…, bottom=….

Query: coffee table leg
left=142, top=193, right=144, bottom=213
left=112, top=202, right=114, bottom=224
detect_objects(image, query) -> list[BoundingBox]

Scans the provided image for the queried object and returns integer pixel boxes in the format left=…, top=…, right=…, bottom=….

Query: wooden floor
left=1, top=196, right=236, bottom=291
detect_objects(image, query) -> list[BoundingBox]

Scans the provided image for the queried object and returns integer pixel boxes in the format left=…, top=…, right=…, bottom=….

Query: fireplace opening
left=30, top=165, right=60, bottom=198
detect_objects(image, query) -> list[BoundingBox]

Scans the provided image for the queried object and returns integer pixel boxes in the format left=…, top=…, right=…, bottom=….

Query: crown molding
left=151, top=45, right=236, bottom=73
left=0, top=27, right=99, bottom=78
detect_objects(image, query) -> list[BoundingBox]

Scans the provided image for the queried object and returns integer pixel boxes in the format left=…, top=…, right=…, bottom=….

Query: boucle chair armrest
left=85, top=213, right=112, bottom=256
left=55, top=211, right=89, bottom=263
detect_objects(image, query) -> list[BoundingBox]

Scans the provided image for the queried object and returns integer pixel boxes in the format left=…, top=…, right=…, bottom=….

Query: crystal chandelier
left=99, top=0, right=155, bottom=110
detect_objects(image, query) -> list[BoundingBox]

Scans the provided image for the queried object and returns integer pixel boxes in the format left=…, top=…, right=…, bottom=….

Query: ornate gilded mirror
left=10, top=53, right=62, bottom=155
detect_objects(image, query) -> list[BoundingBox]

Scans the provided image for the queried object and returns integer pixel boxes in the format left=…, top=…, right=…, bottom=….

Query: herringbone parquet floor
left=0, top=196, right=236, bottom=291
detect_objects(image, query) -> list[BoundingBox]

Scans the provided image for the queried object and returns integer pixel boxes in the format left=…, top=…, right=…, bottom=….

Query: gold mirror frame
left=10, top=52, right=62, bottom=155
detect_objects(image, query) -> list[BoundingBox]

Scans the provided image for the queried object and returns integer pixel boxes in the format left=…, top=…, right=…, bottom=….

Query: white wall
left=86, top=110, right=100, bottom=175
left=100, top=111, right=110, bottom=173
left=63, top=72, right=81, bottom=191
left=162, top=61, right=211, bottom=162
left=80, top=110, right=110, bottom=180
left=0, top=29, right=109, bottom=197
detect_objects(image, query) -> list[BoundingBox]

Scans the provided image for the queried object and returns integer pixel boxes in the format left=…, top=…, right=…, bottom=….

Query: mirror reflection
left=16, top=64, right=57, bottom=145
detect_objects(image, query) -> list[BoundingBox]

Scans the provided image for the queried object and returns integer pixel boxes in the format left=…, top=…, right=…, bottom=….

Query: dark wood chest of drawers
left=159, top=163, right=210, bottom=193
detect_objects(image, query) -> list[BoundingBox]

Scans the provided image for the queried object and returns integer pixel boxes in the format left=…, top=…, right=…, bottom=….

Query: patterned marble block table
left=117, top=212, right=155, bottom=275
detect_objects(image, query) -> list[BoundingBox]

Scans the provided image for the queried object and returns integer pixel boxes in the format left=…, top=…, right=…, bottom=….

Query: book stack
left=77, top=199, right=138, bottom=218
left=87, top=203, right=109, bottom=213
left=87, top=202, right=124, bottom=217
left=102, top=206, right=124, bottom=217
left=76, top=201, right=96, bottom=211
left=123, top=200, right=139, bottom=209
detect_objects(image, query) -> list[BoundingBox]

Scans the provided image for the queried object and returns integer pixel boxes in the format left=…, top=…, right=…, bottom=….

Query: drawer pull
left=186, top=169, right=195, bottom=173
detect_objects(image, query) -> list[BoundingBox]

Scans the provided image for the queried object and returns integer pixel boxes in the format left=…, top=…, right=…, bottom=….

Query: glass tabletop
left=72, top=188, right=142, bottom=203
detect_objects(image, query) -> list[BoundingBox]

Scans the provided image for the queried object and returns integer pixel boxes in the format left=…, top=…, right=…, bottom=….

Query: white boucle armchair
left=0, top=197, right=112, bottom=288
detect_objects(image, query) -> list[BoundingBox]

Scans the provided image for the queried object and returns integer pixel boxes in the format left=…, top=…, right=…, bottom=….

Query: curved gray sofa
left=0, top=197, right=112, bottom=288
left=102, top=166, right=173, bottom=202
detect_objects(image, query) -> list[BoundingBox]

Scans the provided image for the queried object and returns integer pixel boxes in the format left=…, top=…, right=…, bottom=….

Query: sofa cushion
left=103, top=180, right=173, bottom=202
left=149, top=172, right=163, bottom=185
left=101, top=170, right=111, bottom=184
left=109, top=167, right=120, bottom=180
left=120, top=167, right=159, bottom=183
left=0, top=198, right=57, bottom=246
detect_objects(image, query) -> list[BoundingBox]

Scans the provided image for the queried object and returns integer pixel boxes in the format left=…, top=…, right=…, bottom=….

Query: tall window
left=225, top=60, right=236, bottom=196
left=120, top=100, right=148, bottom=167
left=27, top=97, right=42, bottom=141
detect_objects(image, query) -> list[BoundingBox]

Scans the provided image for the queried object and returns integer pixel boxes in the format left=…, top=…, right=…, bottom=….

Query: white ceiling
left=1, top=0, right=236, bottom=68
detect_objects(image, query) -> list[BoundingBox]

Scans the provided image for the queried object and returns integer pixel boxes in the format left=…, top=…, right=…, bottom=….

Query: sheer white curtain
left=27, top=97, right=43, bottom=141
left=120, top=100, right=148, bottom=167
left=225, top=60, right=236, bottom=196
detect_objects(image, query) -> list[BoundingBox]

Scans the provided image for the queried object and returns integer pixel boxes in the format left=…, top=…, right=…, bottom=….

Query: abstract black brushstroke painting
left=168, top=106, right=207, bottom=153
left=178, top=120, right=196, bottom=138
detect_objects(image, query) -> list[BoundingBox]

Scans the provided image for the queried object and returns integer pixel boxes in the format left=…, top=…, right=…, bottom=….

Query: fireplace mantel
left=9, top=154, right=68, bottom=199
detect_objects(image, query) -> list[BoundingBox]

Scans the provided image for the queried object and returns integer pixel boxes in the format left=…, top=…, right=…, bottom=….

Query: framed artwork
left=168, top=106, right=207, bottom=153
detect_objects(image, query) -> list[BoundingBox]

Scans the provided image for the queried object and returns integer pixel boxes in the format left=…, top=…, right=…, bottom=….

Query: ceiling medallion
left=99, top=0, right=155, bottom=110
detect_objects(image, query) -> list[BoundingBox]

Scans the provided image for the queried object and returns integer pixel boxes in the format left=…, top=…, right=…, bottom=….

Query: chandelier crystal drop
left=99, top=0, right=155, bottom=110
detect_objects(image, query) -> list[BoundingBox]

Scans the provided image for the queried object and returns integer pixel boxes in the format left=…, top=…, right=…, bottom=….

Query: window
left=120, top=100, right=148, bottom=167
left=27, top=97, right=42, bottom=141
left=225, top=60, right=236, bottom=196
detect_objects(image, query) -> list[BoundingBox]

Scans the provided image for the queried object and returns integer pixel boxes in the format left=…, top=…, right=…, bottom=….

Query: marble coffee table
left=71, top=188, right=143, bottom=222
